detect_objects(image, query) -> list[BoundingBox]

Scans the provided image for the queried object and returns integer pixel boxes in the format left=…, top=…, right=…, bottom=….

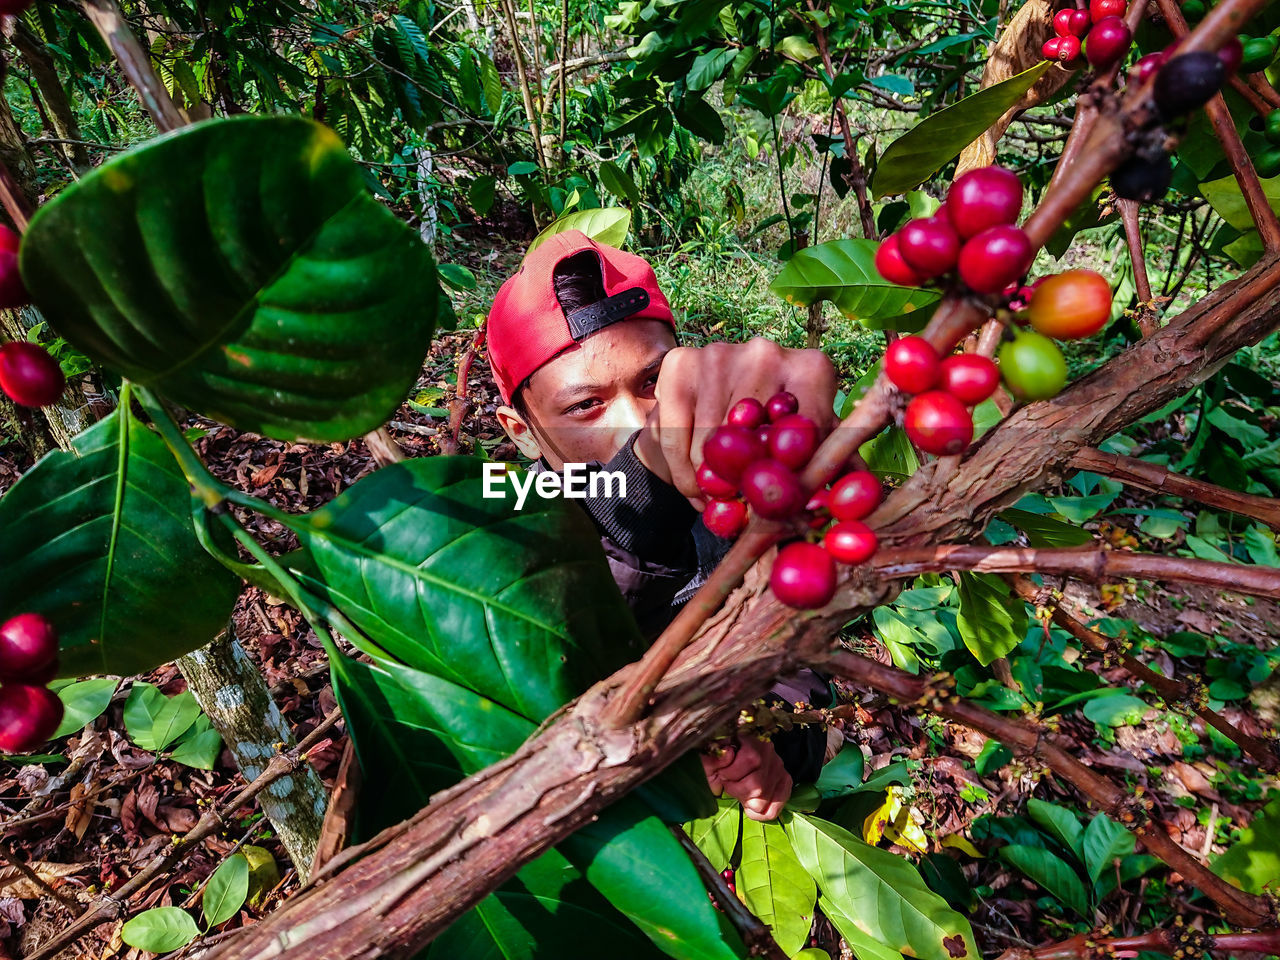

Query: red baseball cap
left=487, top=230, right=675, bottom=404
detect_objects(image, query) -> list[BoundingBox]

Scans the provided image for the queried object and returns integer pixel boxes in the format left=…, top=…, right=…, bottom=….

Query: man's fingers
left=743, top=797, right=787, bottom=822
left=714, top=747, right=763, bottom=785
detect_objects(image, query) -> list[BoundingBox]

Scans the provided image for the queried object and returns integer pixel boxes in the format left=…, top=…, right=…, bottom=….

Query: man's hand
left=634, top=337, right=838, bottom=501
left=701, top=737, right=793, bottom=822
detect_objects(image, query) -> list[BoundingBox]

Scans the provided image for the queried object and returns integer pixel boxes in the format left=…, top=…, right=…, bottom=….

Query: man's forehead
left=527, top=321, right=675, bottom=399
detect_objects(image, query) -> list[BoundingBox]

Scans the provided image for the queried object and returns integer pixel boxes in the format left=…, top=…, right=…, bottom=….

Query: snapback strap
left=566, top=287, right=651, bottom=340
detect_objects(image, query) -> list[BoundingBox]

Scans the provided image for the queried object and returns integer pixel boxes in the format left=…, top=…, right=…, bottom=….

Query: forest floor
left=1, top=231, right=1278, bottom=959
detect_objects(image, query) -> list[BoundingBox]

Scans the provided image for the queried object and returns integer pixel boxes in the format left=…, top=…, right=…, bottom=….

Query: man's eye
left=565, top=398, right=602, bottom=415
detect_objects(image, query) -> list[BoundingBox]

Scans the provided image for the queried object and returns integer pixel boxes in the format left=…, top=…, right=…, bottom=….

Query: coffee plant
left=2, top=1, right=1280, bottom=960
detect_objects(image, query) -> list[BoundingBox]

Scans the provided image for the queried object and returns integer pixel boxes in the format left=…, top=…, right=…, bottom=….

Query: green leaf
left=816, top=743, right=866, bottom=800
left=1212, top=798, right=1280, bottom=894
left=1201, top=171, right=1280, bottom=231
left=859, top=425, right=921, bottom=480
left=1082, top=693, right=1148, bottom=727
left=737, top=818, right=816, bottom=956
left=825, top=903, right=908, bottom=960
left=437, top=263, right=477, bottom=291
left=997, top=509, right=1092, bottom=548
left=203, top=853, right=250, bottom=927
left=508, top=160, right=540, bottom=176
left=334, top=655, right=739, bottom=960
left=997, top=844, right=1091, bottom=916
left=528, top=207, right=631, bottom=254
left=974, top=740, right=1012, bottom=777
left=785, top=812, right=978, bottom=960
left=775, top=35, right=819, bottom=62
left=20, top=116, right=440, bottom=443
left=600, top=161, right=642, bottom=206
left=871, top=63, right=1050, bottom=198
left=1082, top=813, right=1135, bottom=885
left=770, top=240, right=940, bottom=328
left=687, top=47, right=736, bottom=91
left=686, top=798, right=742, bottom=873
left=121, top=907, right=201, bottom=952
left=170, top=725, right=224, bottom=770
left=123, top=682, right=166, bottom=750
left=52, top=678, right=118, bottom=738
left=0, top=410, right=240, bottom=678
left=151, top=691, right=201, bottom=751
left=955, top=573, right=1027, bottom=666
left=1026, top=799, right=1084, bottom=862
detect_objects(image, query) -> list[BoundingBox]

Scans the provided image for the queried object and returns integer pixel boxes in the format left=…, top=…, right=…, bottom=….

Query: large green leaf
left=737, top=818, right=816, bottom=956
left=871, top=64, right=1051, bottom=198
left=20, top=115, right=439, bottom=443
left=305, top=458, right=733, bottom=959
left=769, top=240, right=940, bottom=329
left=955, top=573, right=1028, bottom=667
left=1026, top=799, right=1084, bottom=862
left=333, top=655, right=743, bottom=960
left=686, top=798, right=742, bottom=873
left=1200, top=172, right=1280, bottom=231
left=997, top=844, right=1091, bottom=917
left=527, top=207, right=632, bottom=253
left=1082, top=813, right=1135, bottom=886
left=785, top=813, right=978, bottom=960
left=0, top=410, right=240, bottom=678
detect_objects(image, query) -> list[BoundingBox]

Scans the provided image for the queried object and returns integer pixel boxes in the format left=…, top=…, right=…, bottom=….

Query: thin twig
left=23, top=708, right=343, bottom=960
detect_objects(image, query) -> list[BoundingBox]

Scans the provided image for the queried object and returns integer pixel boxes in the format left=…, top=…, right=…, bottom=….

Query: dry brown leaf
left=0, top=861, right=85, bottom=899
left=65, top=782, right=93, bottom=842
left=956, top=0, right=1074, bottom=176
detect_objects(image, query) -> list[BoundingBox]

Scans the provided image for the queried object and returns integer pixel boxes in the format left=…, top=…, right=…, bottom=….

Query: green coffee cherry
left=998, top=330, right=1068, bottom=401
left=1239, top=36, right=1278, bottom=73
left=1265, top=109, right=1280, bottom=145
left=1256, top=146, right=1280, bottom=178
left=1181, top=0, right=1206, bottom=20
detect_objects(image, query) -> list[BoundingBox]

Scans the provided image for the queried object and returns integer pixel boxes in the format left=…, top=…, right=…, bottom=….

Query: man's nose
left=607, top=393, right=652, bottom=444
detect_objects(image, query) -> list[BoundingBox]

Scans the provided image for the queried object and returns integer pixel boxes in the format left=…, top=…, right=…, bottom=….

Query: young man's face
left=496, top=318, right=677, bottom=469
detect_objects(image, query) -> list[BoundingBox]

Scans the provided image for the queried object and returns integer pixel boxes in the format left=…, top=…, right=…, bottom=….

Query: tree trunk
left=199, top=252, right=1280, bottom=960
left=177, top=626, right=327, bottom=881
left=9, top=22, right=90, bottom=172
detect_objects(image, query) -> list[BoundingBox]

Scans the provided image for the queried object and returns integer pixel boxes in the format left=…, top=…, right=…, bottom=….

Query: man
left=486, top=229, right=837, bottom=821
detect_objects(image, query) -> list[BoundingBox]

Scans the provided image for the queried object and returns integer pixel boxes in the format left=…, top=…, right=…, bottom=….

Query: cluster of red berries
left=0, top=613, right=63, bottom=754
left=874, top=166, right=1030, bottom=296
left=0, top=225, right=63, bottom=409
left=697, top=391, right=884, bottom=611
left=885, top=337, right=997, bottom=456
left=1042, top=0, right=1132, bottom=68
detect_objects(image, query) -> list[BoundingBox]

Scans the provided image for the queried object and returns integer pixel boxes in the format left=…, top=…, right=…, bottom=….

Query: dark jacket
left=535, top=432, right=831, bottom=784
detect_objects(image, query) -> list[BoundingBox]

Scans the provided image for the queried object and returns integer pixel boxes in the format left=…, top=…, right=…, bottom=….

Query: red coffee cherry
left=696, top=463, right=739, bottom=499
left=958, top=225, right=1033, bottom=294
left=727, top=397, right=768, bottom=429
left=874, top=234, right=926, bottom=287
left=1131, top=51, right=1165, bottom=84
left=1053, top=9, right=1075, bottom=36
left=829, top=470, right=882, bottom=521
left=1085, top=16, right=1132, bottom=67
left=1090, top=0, right=1125, bottom=19
left=741, top=460, right=806, bottom=519
left=946, top=166, right=1023, bottom=240
left=702, top=426, right=767, bottom=483
left=0, top=613, right=58, bottom=683
left=0, top=342, right=64, bottom=408
left=0, top=226, right=27, bottom=310
left=757, top=424, right=773, bottom=447
left=1218, top=36, right=1244, bottom=75
left=1043, top=37, right=1063, bottom=60
left=703, top=499, right=748, bottom=539
left=1028, top=269, right=1113, bottom=339
left=1055, top=35, right=1082, bottom=62
left=898, top=216, right=961, bottom=278
left=770, top=542, right=838, bottom=610
left=939, top=354, right=1000, bottom=405
left=0, top=684, right=64, bottom=754
left=823, top=521, right=879, bottom=566
left=904, top=391, right=974, bottom=456
left=1067, top=9, right=1092, bottom=35
left=884, top=335, right=941, bottom=394
left=768, top=414, right=820, bottom=470
left=764, top=391, right=799, bottom=421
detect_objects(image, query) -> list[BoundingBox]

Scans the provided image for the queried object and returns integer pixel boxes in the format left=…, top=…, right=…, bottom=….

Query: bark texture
left=177, top=627, right=326, bottom=880
left=199, top=253, right=1280, bottom=960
